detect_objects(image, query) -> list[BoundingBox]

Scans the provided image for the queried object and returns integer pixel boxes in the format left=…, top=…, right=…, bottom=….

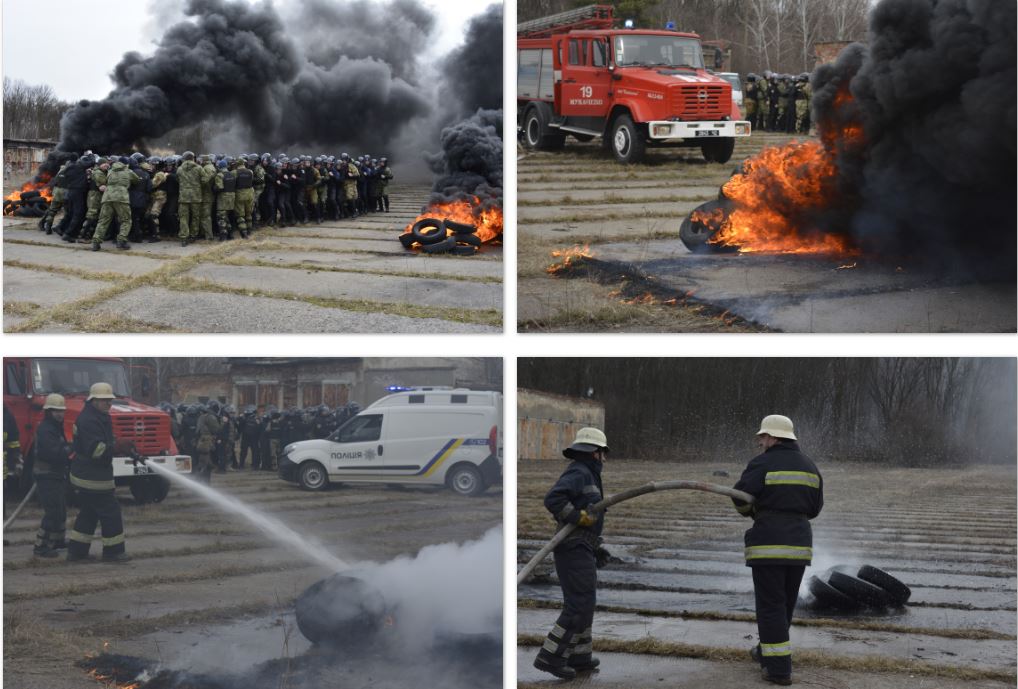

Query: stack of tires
left=3, top=190, right=49, bottom=218
left=400, top=218, right=481, bottom=255
left=807, top=565, right=911, bottom=611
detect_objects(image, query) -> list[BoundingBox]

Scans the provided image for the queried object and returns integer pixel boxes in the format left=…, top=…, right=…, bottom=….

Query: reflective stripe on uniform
left=760, top=640, right=792, bottom=657
left=70, top=474, right=116, bottom=491
left=102, top=533, right=125, bottom=546
left=745, top=545, right=812, bottom=560
left=69, top=529, right=93, bottom=544
left=582, top=485, right=601, bottom=499
left=573, top=642, right=592, bottom=654
left=556, top=504, right=575, bottom=522
left=764, top=471, right=819, bottom=488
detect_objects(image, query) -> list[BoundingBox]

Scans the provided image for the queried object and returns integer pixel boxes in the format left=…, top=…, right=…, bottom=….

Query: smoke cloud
left=427, top=108, right=504, bottom=211
left=50, top=0, right=503, bottom=181
left=812, top=0, right=1016, bottom=278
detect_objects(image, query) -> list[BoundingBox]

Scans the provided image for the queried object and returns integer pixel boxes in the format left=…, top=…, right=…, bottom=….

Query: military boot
left=567, top=626, right=600, bottom=671
left=147, top=216, right=161, bottom=242
left=116, top=239, right=131, bottom=250
left=533, top=623, right=577, bottom=680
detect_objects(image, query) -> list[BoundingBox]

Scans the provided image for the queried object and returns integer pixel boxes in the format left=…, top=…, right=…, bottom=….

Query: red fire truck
left=4, top=357, right=191, bottom=504
left=518, top=5, right=750, bottom=164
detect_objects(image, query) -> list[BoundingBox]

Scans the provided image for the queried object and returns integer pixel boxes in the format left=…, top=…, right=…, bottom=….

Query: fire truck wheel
left=523, top=103, right=565, bottom=151
left=444, top=220, right=477, bottom=235
left=701, top=137, right=735, bottom=164
left=298, top=461, right=330, bottom=491
left=149, top=476, right=171, bottom=503
left=410, top=218, right=447, bottom=245
left=857, top=565, right=911, bottom=605
left=129, top=479, right=154, bottom=504
left=609, top=114, right=645, bottom=164
left=447, top=463, right=485, bottom=497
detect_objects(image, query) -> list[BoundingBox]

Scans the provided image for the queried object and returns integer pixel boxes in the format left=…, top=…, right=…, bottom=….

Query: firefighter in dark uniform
left=32, top=394, right=72, bottom=558
left=533, top=427, right=612, bottom=679
left=732, top=415, right=823, bottom=686
left=238, top=407, right=260, bottom=469
left=67, top=383, right=132, bottom=563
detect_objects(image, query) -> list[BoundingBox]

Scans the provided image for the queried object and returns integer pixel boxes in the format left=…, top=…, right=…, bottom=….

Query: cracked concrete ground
left=3, top=183, right=502, bottom=333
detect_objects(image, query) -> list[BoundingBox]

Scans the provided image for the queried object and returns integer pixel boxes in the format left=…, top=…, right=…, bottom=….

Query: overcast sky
left=2, top=0, right=493, bottom=102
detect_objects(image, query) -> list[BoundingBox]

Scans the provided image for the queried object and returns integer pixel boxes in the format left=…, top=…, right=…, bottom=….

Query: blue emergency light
left=624, top=19, right=634, bottom=28
left=665, top=21, right=675, bottom=30
left=385, top=385, right=413, bottom=392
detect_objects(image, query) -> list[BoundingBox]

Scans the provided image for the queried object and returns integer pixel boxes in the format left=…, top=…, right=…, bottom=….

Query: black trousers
left=752, top=564, right=805, bottom=677
left=537, top=539, right=597, bottom=665
left=239, top=437, right=258, bottom=468
left=68, top=489, right=125, bottom=557
left=34, top=476, right=67, bottom=550
left=59, top=189, right=87, bottom=237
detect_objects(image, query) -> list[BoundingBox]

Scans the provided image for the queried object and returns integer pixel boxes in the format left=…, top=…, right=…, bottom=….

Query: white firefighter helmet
left=756, top=414, right=796, bottom=440
left=563, top=427, right=609, bottom=460
left=87, top=382, right=116, bottom=400
left=43, top=393, right=67, bottom=410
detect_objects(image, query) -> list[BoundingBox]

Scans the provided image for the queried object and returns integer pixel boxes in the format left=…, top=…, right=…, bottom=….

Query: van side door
left=326, top=411, right=385, bottom=475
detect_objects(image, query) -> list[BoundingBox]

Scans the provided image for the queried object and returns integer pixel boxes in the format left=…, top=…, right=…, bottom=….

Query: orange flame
left=85, top=668, right=141, bottom=689
left=3, top=175, right=53, bottom=211
left=547, top=244, right=594, bottom=274
left=400, top=196, right=503, bottom=249
left=704, top=84, right=865, bottom=255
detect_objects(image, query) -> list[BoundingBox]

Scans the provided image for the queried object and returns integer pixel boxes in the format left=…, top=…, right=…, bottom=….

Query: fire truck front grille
left=673, top=85, right=730, bottom=119
left=111, top=414, right=170, bottom=455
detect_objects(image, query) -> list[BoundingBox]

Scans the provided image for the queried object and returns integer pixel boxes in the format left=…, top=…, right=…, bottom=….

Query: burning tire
left=454, top=233, right=482, bottom=247
left=444, top=220, right=477, bottom=235
left=807, top=574, right=860, bottom=610
left=450, top=244, right=479, bottom=256
left=298, top=461, right=329, bottom=491
left=700, top=137, right=735, bottom=164
left=609, top=113, right=646, bottom=164
left=295, top=573, right=390, bottom=646
left=679, top=198, right=733, bottom=252
left=828, top=569, right=894, bottom=607
left=411, top=218, right=447, bottom=245
left=422, top=236, right=457, bottom=254
left=523, top=102, right=565, bottom=151
left=447, top=463, right=485, bottom=496
left=857, top=565, right=911, bottom=605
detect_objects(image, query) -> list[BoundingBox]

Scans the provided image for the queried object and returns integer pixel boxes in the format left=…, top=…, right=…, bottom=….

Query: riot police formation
left=37, top=151, right=395, bottom=248
left=745, top=72, right=812, bottom=134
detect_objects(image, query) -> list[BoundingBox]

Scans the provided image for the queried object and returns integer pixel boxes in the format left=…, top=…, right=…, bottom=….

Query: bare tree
left=3, top=78, right=69, bottom=140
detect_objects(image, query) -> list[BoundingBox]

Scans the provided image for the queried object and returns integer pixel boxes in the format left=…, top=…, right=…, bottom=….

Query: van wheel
left=448, top=464, right=485, bottom=497
left=298, top=462, right=329, bottom=491
left=609, top=114, right=645, bottom=164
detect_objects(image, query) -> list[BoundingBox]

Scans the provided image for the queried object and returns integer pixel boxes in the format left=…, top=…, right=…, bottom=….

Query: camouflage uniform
left=194, top=410, right=221, bottom=484
left=341, top=159, right=359, bottom=217
left=377, top=161, right=393, bottom=212
left=92, top=161, right=141, bottom=248
left=796, top=80, right=812, bottom=134
left=199, top=158, right=217, bottom=239
left=175, top=158, right=207, bottom=243
left=146, top=167, right=169, bottom=240
left=744, top=79, right=758, bottom=131
left=213, top=164, right=237, bottom=239
left=82, top=164, right=108, bottom=238
left=40, top=162, right=69, bottom=233
left=233, top=161, right=255, bottom=236
left=756, top=76, right=770, bottom=132
left=303, top=162, right=321, bottom=223
left=776, top=78, right=793, bottom=133
left=252, top=160, right=266, bottom=226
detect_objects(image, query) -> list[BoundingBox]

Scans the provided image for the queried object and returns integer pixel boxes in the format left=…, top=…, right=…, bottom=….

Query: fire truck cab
left=3, top=357, right=191, bottom=504
left=518, top=5, right=750, bottom=164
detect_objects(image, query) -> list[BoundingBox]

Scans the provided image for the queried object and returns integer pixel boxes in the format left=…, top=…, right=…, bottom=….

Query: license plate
left=134, top=465, right=152, bottom=475
left=695, top=130, right=720, bottom=137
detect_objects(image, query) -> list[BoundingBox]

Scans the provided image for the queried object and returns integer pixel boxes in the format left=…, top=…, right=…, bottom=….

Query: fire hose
left=517, top=480, right=755, bottom=585
left=2, top=483, right=38, bottom=531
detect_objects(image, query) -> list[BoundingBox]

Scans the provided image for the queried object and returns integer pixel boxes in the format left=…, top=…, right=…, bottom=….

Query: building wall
left=3, top=140, right=55, bottom=177
left=170, top=374, right=231, bottom=404
left=518, top=389, right=605, bottom=461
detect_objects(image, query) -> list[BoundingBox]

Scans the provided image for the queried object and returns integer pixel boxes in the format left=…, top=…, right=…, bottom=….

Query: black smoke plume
left=441, top=4, right=504, bottom=118
left=812, top=0, right=1016, bottom=279
left=427, top=108, right=503, bottom=212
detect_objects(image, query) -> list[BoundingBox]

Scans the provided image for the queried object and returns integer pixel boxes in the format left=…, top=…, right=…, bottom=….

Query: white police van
left=279, top=388, right=502, bottom=496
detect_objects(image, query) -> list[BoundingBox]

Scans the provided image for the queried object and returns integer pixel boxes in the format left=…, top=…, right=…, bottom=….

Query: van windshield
left=614, top=35, right=704, bottom=68
left=32, top=359, right=130, bottom=397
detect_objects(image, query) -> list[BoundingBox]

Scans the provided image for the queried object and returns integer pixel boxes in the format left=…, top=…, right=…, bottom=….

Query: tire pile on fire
left=3, top=189, right=50, bottom=218
left=807, top=564, right=911, bottom=611
left=400, top=218, right=483, bottom=256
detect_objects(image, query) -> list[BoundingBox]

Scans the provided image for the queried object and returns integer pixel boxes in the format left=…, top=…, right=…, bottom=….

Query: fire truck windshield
left=31, top=359, right=131, bottom=398
left=614, top=35, right=704, bottom=69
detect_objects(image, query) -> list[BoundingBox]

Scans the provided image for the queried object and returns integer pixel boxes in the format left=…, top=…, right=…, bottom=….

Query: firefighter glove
left=577, top=510, right=596, bottom=528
